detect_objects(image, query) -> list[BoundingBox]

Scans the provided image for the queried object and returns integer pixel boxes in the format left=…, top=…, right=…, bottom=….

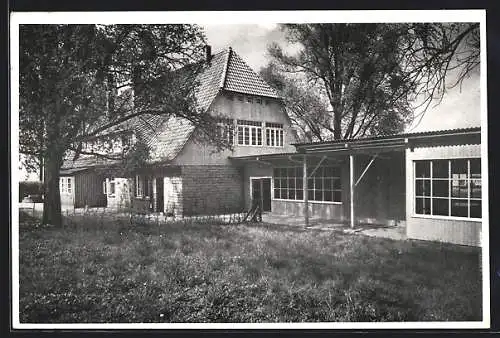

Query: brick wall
left=181, top=165, right=244, bottom=215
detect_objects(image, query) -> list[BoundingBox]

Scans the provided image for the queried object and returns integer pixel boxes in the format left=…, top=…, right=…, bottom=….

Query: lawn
left=18, top=211, right=482, bottom=323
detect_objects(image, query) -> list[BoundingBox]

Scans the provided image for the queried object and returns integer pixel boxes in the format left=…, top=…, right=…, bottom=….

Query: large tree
left=267, top=23, right=480, bottom=141
left=19, top=24, right=214, bottom=226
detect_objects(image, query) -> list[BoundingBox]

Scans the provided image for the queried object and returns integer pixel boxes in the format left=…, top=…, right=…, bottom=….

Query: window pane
left=307, top=178, right=314, bottom=190
left=470, top=159, right=481, bottom=178
left=251, top=128, right=256, bottom=145
left=266, top=129, right=270, bottom=146
left=274, top=178, right=279, bottom=189
left=296, top=189, right=303, bottom=200
left=451, top=177, right=468, bottom=198
left=415, top=161, right=430, bottom=178
left=287, top=167, right=295, bottom=177
left=281, top=179, right=288, bottom=189
left=288, top=189, right=296, bottom=200
left=314, top=166, right=324, bottom=177
left=238, top=126, right=244, bottom=144
left=289, top=178, right=295, bottom=189
left=257, top=129, right=262, bottom=145
left=314, top=190, right=323, bottom=201
left=432, top=160, right=449, bottom=178
left=324, top=178, right=333, bottom=190
left=415, top=197, right=431, bottom=214
left=415, top=179, right=431, bottom=196
left=432, top=180, right=449, bottom=197
left=324, top=190, right=333, bottom=201
left=333, top=178, right=341, bottom=190
left=296, top=178, right=303, bottom=189
left=308, top=190, right=314, bottom=200
left=333, top=191, right=342, bottom=202
left=470, top=179, right=482, bottom=199
left=451, top=159, right=467, bottom=176
left=451, top=199, right=468, bottom=217
left=432, top=198, right=449, bottom=216
left=279, top=130, right=284, bottom=146
left=470, top=199, right=481, bottom=218
left=315, top=178, right=323, bottom=190
left=274, top=188, right=280, bottom=199
left=244, top=127, right=250, bottom=145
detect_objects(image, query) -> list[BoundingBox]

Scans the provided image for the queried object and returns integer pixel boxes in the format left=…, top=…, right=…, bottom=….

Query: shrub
left=19, top=181, right=44, bottom=202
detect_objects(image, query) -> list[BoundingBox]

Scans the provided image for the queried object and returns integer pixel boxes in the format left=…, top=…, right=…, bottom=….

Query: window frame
left=236, top=120, right=263, bottom=147
left=272, top=165, right=342, bottom=204
left=265, top=122, right=284, bottom=147
left=413, top=158, right=482, bottom=221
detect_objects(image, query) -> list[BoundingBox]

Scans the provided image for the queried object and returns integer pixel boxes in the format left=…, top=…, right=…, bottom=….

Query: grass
left=18, top=211, right=482, bottom=323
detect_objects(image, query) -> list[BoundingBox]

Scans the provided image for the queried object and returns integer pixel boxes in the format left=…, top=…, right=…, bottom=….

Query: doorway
left=155, top=177, right=164, bottom=213
left=251, top=177, right=271, bottom=212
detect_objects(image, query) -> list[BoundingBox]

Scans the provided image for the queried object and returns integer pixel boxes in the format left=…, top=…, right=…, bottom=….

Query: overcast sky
left=202, top=24, right=481, bottom=133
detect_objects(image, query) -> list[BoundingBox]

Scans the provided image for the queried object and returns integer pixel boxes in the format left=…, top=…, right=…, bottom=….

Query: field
left=18, top=212, right=482, bottom=323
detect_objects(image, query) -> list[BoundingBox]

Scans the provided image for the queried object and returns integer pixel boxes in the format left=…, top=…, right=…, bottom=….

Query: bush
left=19, top=181, right=44, bottom=202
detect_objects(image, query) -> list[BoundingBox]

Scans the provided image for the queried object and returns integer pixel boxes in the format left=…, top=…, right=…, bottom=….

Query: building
left=60, top=47, right=484, bottom=247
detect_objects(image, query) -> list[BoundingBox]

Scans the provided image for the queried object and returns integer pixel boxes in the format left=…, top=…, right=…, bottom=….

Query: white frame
left=249, top=176, right=272, bottom=208
left=413, top=158, right=482, bottom=221
left=272, top=165, right=343, bottom=204
left=265, top=125, right=284, bottom=147
left=237, top=121, right=263, bottom=147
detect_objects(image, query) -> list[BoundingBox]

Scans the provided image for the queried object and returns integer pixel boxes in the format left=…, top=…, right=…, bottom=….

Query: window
left=273, top=165, right=341, bottom=202
left=273, top=167, right=304, bottom=201
left=414, top=158, right=481, bottom=219
left=216, top=118, right=234, bottom=145
left=265, top=122, right=284, bottom=147
left=102, top=180, right=107, bottom=195
left=60, top=177, right=72, bottom=194
left=307, top=166, right=342, bottom=202
left=237, top=120, right=262, bottom=146
left=109, top=178, right=116, bottom=196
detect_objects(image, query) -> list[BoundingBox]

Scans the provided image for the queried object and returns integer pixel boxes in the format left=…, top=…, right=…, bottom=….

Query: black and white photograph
left=11, top=10, right=489, bottom=329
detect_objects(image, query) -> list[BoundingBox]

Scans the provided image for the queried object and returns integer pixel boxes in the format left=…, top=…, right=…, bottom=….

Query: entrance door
left=251, top=178, right=271, bottom=212
left=155, top=177, right=164, bottom=212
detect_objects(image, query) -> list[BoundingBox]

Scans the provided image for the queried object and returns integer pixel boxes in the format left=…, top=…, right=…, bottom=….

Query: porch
left=261, top=212, right=407, bottom=241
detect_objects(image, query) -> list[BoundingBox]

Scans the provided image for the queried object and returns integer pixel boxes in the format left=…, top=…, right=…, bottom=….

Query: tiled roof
left=61, top=155, right=121, bottom=170
left=62, top=47, right=281, bottom=169
left=223, top=50, right=279, bottom=99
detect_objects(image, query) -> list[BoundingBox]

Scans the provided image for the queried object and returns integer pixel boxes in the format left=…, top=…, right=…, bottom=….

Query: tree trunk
left=42, top=149, right=63, bottom=227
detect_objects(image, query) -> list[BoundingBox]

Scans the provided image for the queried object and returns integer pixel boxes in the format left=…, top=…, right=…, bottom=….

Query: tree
left=267, top=23, right=480, bottom=140
left=19, top=24, right=213, bottom=227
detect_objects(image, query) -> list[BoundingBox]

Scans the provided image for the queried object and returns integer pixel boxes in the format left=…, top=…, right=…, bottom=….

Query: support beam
left=354, top=154, right=378, bottom=187
left=350, top=154, right=354, bottom=229
left=303, top=154, right=309, bottom=227
left=308, top=155, right=327, bottom=178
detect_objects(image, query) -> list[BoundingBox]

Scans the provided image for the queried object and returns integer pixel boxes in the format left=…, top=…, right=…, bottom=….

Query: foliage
left=19, top=181, right=44, bottom=201
left=19, top=213, right=482, bottom=323
left=267, top=23, right=480, bottom=140
left=19, top=24, right=208, bottom=226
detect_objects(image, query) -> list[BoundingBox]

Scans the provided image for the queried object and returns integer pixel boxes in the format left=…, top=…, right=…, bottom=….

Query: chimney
left=205, top=45, right=212, bottom=62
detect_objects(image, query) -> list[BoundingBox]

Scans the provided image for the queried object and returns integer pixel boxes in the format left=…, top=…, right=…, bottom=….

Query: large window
left=265, top=122, right=284, bottom=147
left=307, top=166, right=342, bottom=202
left=273, top=165, right=341, bottom=203
left=273, top=167, right=304, bottom=201
left=237, top=120, right=262, bottom=146
left=414, top=158, right=481, bottom=219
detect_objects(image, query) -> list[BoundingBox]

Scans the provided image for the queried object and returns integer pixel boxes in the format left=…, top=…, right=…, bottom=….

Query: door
left=251, top=178, right=271, bottom=212
left=155, top=177, right=164, bottom=212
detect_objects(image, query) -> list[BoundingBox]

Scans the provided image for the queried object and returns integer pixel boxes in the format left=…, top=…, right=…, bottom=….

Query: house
left=60, top=46, right=484, bottom=247
left=60, top=46, right=297, bottom=215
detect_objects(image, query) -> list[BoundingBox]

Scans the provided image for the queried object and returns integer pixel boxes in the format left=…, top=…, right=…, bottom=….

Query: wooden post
left=350, top=154, right=355, bottom=229
left=303, top=154, right=309, bottom=227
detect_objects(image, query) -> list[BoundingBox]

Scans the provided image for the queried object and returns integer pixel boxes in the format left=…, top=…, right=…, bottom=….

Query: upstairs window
left=265, top=122, right=284, bottom=147
left=414, top=158, right=481, bottom=219
left=237, top=120, right=262, bottom=146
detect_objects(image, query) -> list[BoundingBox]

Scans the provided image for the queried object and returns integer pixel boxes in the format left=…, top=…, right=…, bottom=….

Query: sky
left=202, top=24, right=482, bottom=133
